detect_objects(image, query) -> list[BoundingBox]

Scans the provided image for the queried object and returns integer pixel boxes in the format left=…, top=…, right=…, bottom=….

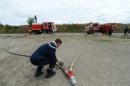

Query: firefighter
left=48, top=22, right=52, bottom=33
left=124, top=25, right=129, bottom=36
left=128, top=28, right=130, bottom=36
left=30, top=39, right=62, bottom=78
left=34, top=15, right=37, bottom=23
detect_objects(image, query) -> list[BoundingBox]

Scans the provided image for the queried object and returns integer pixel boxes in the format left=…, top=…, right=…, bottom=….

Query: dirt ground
left=0, top=33, right=130, bottom=86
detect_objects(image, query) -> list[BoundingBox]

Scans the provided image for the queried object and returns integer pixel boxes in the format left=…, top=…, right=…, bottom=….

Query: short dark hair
left=55, top=38, right=62, bottom=44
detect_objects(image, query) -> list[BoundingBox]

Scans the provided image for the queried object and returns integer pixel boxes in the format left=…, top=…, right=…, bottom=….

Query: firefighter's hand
left=57, top=61, right=64, bottom=67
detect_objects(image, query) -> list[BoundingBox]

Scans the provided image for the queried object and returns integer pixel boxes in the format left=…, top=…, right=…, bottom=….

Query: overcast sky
left=0, top=0, right=130, bottom=25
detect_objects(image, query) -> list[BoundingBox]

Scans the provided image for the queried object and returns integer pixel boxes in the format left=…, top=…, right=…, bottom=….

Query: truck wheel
left=32, top=31, right=36, bottom=35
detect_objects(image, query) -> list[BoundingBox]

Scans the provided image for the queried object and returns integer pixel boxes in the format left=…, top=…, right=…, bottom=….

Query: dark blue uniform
left=30, top=41, right=57, bottom=72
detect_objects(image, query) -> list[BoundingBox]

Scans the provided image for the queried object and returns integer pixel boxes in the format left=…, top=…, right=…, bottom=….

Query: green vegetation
left=27, top=17, right=34, bottom=27
left=56, top=24, right=86, bottom=33
left=0, top=23, right=26, bottom=33
left=0, top=22, right=130, bottom=33
left=113, top=23, right=126, bottom=33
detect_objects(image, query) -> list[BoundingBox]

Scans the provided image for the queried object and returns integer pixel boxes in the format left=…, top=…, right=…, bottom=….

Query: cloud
left=0, top=0, right=130, bottom=25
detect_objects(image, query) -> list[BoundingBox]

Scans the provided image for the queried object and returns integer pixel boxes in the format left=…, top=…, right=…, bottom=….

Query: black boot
left=34, top=66, right=44, bottom=77
left=34, top=71, right=43, bottom=77
left=45, top=68, right=56, bottom=79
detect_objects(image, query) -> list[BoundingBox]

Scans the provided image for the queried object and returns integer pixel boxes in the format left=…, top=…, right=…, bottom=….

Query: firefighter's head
left=55, top=38, right=62, bottom=48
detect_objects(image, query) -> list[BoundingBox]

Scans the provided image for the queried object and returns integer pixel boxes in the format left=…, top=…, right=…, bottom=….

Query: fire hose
left=5, top=35, right=31, bottom=57
left=57, top=36, right=88, bottom=86
left=56, top=47, right=86, bottom=86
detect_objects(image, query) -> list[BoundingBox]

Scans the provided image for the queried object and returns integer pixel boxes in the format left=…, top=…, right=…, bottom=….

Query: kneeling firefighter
left=30, top=38, right=62, bottom=78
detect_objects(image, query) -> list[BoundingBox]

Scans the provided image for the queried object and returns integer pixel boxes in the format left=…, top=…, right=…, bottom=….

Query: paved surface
left=0, top=33, right=130, bottom=86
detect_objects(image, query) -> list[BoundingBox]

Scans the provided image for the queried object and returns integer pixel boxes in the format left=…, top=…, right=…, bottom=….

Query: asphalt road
left=0, top=33, right=130, bottom=86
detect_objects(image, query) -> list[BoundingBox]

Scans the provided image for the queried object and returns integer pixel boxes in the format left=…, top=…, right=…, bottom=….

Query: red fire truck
left=29, top=22, right=57, bottom=34
left=85, top=23, right=114, bottom=36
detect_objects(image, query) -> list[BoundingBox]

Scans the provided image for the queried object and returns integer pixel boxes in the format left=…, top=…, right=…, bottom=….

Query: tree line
left=0, top=23, right=26, bottom=33
left=0, top=22, right=129, bottom=33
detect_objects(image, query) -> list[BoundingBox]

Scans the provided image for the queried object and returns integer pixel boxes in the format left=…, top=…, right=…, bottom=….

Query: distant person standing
left=127, top=28, right=130, bottom=36
left=48, top=22, right=53, bottom=33
left=34, top=15, right=37, bottom=23
left=124, top=25, right=129, bottom=36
